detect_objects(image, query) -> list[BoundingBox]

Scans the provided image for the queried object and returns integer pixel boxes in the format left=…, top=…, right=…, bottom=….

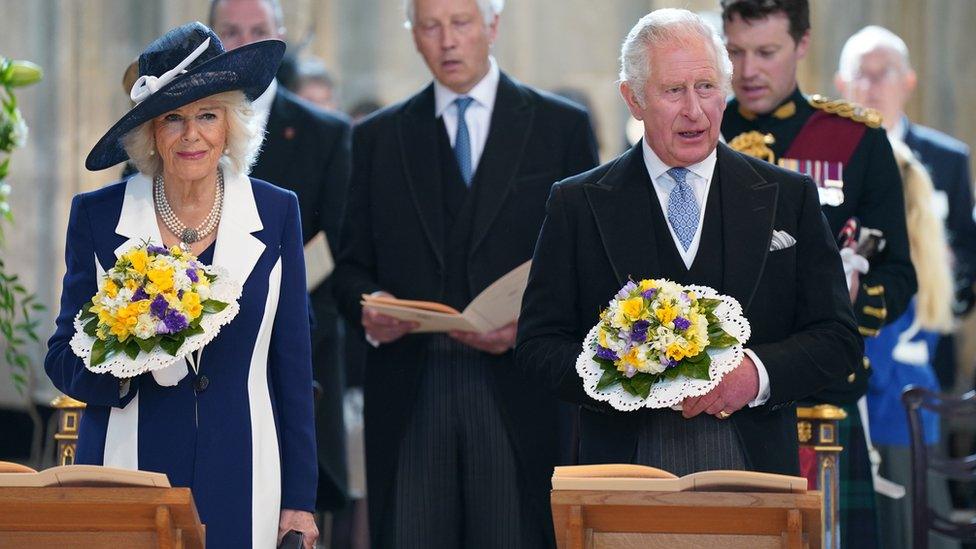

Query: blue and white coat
left=45, top=172, right=318, bottom=548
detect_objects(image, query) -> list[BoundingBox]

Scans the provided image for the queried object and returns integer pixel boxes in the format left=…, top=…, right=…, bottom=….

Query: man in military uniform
left=720, top=1, right=916, bottom=547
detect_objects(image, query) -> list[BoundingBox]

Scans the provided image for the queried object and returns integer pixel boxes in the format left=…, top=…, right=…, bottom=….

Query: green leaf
left=184, top=324, right=205, bottom=337
left=698, top=297, right=723, bottom=313
left=593, top=356, right=616, bottom=372
left=91, top=339, right=108, bottom=366
left=83, top=317, right=98, bottom=337
left=619, top=377, right=637, bottom=396
left=679, top=358, right=711, bottom=381
left=596, top=370, right=620, bottom=391
left=629, top=374, right=654, bottom=398
left=159, top=335, right=185, bottom=356
left=202, top=299, right=228, bottom=314
left=124, top=340, right=140, bottom=359
left=708, top=328, right=740, bottom=348
left=136, top=336, right=158, bottom=353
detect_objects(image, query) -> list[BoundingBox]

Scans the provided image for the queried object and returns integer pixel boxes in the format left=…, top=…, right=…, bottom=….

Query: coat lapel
left=584, top=143, right=660, bottom=287
left=212, top=171, right=266, bottom=287
left=114, top=173, right=164, bottom=262
left=397, top=85, right=445, bottom=267
left=468, top=73, right=533, bottom=255
left=716, top=143, right=778, bottom=311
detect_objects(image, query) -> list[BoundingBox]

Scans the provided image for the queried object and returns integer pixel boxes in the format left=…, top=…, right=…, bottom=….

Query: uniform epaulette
left=808, top=94, right=883, bottom=129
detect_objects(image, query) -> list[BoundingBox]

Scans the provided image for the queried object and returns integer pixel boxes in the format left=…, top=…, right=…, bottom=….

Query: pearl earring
left=149, top=149, right=155, bottom=156
left=223, top=148, right=229, bottom=155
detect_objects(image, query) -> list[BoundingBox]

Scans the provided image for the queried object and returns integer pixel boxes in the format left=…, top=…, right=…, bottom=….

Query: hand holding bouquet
left=70, top=242, right=241, bottom=379
left=577, top=279, right=751, bottom=411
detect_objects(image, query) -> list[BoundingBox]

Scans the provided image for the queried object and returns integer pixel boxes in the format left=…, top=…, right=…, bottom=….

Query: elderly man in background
left=517, top=5, right=858, bottom=489
left=209, top=0, right=353, bottom=518
left=836, top=25, right=976, bottom=393
left=332, top=0, right=599, bottom=546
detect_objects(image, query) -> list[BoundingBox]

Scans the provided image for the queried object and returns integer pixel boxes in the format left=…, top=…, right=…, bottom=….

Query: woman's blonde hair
left=121, top=90, right=261, bottom=178
left=891, top=139, right=954, bottom=332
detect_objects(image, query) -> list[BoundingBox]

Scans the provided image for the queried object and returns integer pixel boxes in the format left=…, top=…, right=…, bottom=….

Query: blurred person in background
left=292, top=56, right=340, bottom=112
left=210, top=0, right=353, bottom=523
left=836, top=25, right=976, bottom=393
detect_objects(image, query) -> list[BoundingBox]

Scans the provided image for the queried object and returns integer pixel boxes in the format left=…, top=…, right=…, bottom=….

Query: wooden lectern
left=552, top=488, right=823, bottom=548
left=0, top=486, right=205, bottom=548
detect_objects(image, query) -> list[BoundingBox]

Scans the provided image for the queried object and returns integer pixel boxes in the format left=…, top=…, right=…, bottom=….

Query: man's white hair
left=619, top=9, right=733, bottom=105
left=402, top=0, right=504, bottom=29
left=837, top=25, right=911, bottom=82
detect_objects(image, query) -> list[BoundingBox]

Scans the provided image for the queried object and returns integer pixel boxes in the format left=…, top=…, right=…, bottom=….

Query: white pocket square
left=769, top=230, right=797, bottom=251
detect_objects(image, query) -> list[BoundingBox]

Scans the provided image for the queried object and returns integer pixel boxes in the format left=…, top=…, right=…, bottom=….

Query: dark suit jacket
left=250, top=87, right=352, bottom=511
left=515, top=142, right=862, bottom=475
left=903, top=121, right=976, bottom=313
left=332, top=73, right=598, bottom=545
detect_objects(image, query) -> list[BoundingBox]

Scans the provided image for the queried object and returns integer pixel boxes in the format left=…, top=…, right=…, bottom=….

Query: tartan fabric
left=838, top=403, right=881, bottom=548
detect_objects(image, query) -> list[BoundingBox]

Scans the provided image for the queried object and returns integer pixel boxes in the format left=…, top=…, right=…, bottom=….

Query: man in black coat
left=331, top=0, right=598, bottom=545
left=210, top=0, right=352, bottom=514
left=517, top=8, right=860, bottom=478
left=835, top=24, right=976, bottom=390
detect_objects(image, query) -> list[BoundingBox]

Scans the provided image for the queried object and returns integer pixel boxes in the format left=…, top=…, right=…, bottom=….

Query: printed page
left=304, top=231, right=334, bottom=292
left=460, top=260, right=532, bottom=332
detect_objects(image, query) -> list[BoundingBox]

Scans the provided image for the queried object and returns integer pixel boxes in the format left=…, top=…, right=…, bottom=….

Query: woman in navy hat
left=45, top=22, right=318, bottom=548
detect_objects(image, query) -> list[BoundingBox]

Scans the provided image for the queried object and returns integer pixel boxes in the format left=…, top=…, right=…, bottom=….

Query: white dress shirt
left=433, top=56, right=500, bottom=174
left=641, top=141, right=771, bottom=407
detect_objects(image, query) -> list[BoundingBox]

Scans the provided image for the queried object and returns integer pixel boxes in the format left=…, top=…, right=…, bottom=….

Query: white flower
left=196, top=284, right=211, bottom=301
left=10, top=115, right=27, bottom=149
left=133, top=313, right=156, bottom=339
left=173, top=270, right=192, bottom=292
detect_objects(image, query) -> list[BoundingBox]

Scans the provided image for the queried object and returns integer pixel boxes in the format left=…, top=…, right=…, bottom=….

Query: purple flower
left=156, top=320, right=171, bottom=335
left=630, top=320, right=650, bottom=343
left=679, top=292, right=692, bottom=303
left=616, top=281, right=637, bottom=300
left=595, top=346, right=618, bottom=361
left=178, top=290, right=184, bottom=300
left=624, top=365, right=638, bottom=378
left=660, top=355, right=678, bottom=369
left=131, top=287, right=149, bottom=302
left=147, top=245, right=169, bottom=255
left=150, top=294, right=169, bottom=318
left=163, top=310, right=188, bottom=333
left=673, top=316, right=691, bottom=331
left=186, top=268, right=199, bottom=283
left=641, top=288, right=657, bottom=299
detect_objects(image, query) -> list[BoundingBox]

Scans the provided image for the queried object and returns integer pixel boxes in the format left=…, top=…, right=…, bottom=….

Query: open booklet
left=552, top=464, right=807, bottom=493
left=0, top=464, right=170, bottom=488
left=360, top=260, right=531, bottom=333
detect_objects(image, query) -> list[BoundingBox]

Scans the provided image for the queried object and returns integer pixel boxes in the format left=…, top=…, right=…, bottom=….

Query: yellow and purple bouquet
left=588, top=278, right=748, bottom=404
left=70, top=242, right=241, bottom=378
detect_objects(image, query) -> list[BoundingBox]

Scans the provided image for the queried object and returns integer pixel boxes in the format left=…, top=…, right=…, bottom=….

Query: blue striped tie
left=453, top=96, right=474, bottom=186
left=666, top=167, right=699, bottom=250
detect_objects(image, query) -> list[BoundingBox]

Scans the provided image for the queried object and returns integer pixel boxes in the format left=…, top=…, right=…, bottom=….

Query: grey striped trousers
left=391, top=336, right=536, bottom=548
left=634, top=409, right=748, bottom=475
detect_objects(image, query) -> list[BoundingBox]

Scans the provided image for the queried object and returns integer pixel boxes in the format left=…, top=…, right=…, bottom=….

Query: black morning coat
left=516, top=142, right=863, bottom=476
left=332, top=72, right=599, bottom=546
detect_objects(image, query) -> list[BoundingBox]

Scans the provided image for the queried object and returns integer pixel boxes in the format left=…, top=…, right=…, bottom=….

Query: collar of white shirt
left=433, top=56, right=500, bottom=117
left=640, top=139, right=717, bottom=268
left=640, top=139, right=717, bottom=188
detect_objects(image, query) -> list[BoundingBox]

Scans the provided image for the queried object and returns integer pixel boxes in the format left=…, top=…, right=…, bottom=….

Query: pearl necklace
left=153, top=169, right=224, bottom=252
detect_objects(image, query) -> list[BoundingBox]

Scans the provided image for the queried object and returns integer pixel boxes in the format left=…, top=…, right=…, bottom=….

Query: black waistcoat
left=437, top=120, right=478, bottom=311
left=644, top=170, right=725, bottom=290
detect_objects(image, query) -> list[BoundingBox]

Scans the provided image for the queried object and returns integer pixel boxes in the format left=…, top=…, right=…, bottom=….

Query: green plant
left=0, top=56, right=44, bottom=396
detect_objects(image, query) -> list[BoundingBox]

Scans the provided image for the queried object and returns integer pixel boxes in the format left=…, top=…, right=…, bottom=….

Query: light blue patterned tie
left=453, top=96, right=475, bottom=186
left=666, top=167, right=699, bottom=251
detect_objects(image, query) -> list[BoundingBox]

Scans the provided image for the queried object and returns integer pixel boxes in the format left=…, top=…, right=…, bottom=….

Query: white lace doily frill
left=575, top=285, right=752, bottom=412
left=69, top=267, right=242, bottom=380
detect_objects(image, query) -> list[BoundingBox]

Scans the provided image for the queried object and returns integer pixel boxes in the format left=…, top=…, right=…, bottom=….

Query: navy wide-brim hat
left=86, top=21, right=284, bottom=171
